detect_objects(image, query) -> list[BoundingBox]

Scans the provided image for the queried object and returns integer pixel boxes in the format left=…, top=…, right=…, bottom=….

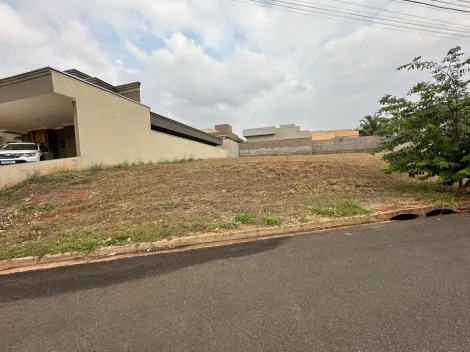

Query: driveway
left=1, top=213, right=469, bottom=351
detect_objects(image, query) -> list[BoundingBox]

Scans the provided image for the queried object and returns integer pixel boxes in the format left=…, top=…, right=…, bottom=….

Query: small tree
left=377, top=47, right=470, bottom=191
left=357, top=114, right=383, bottom=136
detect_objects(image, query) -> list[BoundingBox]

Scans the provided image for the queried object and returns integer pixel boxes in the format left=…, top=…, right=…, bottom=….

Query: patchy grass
left=79, top=237, right=103, bottom=252
left=263, top=216, right=282, bottom=226
left=309, top=201, right=371, bottom=218
left=393, top=182, right=457, bottom=205
left=0, top=154, right=466, bottom=259
left=233, top=212, right=252, bottom=225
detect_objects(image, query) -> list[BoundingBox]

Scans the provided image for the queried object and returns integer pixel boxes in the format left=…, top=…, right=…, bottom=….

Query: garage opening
left=0, top=93, right=79, bottom=164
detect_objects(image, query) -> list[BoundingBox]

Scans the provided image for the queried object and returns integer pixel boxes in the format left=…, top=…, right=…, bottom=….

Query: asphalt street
left=1, top=213, right=470, bottom=352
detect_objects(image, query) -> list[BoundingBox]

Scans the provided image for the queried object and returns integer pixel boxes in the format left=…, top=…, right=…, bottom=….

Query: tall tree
left=358, top=115, right=383, bottom=136
left=376, top=46, right=470, bottom=191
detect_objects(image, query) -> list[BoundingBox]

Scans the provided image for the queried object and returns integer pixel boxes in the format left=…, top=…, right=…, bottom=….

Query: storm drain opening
left=425, top=209, right=456, bottom=217
left=389, top=214, right=420, bottom=221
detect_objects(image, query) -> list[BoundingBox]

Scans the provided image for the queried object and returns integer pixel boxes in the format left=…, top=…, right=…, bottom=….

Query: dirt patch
left=40, top=207, right=77, bottom=220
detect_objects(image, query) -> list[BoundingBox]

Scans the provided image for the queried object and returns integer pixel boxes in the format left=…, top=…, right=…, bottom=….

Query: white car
left=0, top=143, right=51, bottom=165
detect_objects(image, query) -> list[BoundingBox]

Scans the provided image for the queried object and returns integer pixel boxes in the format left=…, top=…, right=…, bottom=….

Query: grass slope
left=0, top=154, right=465, bottom=259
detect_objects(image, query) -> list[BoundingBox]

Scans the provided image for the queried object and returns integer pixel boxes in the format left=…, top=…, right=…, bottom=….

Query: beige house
left=0, top=67, right=229, bottom=187
left=310, top=129, right=359, bottom=140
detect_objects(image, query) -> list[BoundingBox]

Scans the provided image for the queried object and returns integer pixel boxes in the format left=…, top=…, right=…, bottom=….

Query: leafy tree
left=376, top=46, right=470, bottom=191
left=357, top=114, right=383, bottom=136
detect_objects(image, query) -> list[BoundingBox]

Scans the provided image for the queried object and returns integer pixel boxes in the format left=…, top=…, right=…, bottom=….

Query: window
left=0, top=143, right=38, bottom=151
left=59, top=140, right=66, bottom=149
left=40, top=145, right=49, bottom=153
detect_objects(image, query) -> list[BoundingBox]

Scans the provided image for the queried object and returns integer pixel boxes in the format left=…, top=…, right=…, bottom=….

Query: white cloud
left=0, top=3, right=44, bottom=44
left=0, top=0, right=468, bottom=135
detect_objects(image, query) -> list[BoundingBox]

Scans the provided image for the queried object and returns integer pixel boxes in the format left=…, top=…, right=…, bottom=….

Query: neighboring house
left=0, top=67, right=229, bottom=187
left=243, top=124, right=310, bottom=143
left=202, top=124, right=244, bottom=157
left=310, top=129, right=359, bottom=140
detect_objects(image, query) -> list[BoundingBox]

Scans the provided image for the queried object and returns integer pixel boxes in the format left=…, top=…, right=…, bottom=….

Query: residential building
left=0, top=67, right=229, bottom=187
left=202, top=124, right=244, bottom=157
left=243, top=124, right=310, bottom=143
left=310, top=129, right=359, bottom=140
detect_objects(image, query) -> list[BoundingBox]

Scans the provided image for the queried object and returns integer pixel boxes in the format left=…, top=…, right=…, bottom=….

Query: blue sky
left=0, top=0, right=467, bottom=135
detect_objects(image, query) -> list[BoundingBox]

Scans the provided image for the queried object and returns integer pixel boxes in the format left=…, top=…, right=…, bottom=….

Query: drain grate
left=425, top=209, right=456, bottom=217
left=389, top=214, right=420, bottom=221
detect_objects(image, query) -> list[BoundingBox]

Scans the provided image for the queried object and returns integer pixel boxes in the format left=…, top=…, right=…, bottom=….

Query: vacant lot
left=0, top=154, right=466, bottom=259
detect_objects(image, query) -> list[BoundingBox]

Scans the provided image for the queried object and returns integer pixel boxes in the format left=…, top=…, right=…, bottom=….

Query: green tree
left=376, top=46, right=470, bottom=191
left=357, top=114, right=383, bottom=136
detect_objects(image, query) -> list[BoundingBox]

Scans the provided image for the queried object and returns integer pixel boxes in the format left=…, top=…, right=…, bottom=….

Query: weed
left=263, top=216, right=281, bottom=226
left=309, top=201, right=370, bottom=218
left=89, top=163, right=104, bottom=173
left=233, top=212, right=252, bottom=224
left=309, top=207, right=335, bottom=217
left=79, top=237, right=102, bottom=252
left=17, top=204, right=34, bottom=213
left=116, top=160, right=131, bottom=169
left=335, top=201, right=371, bottom=216
left=24, top=170, right=42, bottom=183
left=104, top=233, right=130, bottom=246
left=42, top=202, right=55, bottom=211
left=80, top=229, right=94, bottom=236
left=299, top=216, right=308, bottom=224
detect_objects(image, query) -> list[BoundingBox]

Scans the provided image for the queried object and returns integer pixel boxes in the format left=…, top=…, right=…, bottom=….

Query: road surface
left=1, top=213, right=470, bottom=352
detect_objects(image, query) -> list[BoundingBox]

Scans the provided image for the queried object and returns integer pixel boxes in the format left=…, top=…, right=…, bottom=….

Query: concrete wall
left=221, top=138, right=240, bottom=157
left=239, top=136, right=381, bottom=157
left=311, top=136, right=381, bottom=154
left=239, top=138, right=312, bottom=157
left=0, top=157, right=85, bottom=189
left=51, top=71, right=229, bottom=164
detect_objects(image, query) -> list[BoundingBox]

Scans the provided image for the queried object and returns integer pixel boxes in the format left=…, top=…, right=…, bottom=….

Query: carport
left=0, top=69, right=79, bottom=160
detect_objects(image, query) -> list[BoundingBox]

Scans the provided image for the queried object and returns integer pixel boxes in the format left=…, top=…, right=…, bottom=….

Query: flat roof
left=151, top=112, right=222, bottom=147
left=0, top=67, right=222, bottom=147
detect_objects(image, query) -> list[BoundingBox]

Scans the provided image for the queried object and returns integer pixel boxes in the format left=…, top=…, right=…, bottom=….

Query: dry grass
left=0, top=154, right=466, bottom=259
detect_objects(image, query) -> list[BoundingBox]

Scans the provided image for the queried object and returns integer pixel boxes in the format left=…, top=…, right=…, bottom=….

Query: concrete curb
left=1, top=203, right=469, bottom=273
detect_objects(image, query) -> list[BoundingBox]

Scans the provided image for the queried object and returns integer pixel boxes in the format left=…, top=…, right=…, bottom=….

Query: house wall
left=310, top=129, right=359, bottom=140
left=50, top=71, right=229, bottom=164
left=221, top=139, right=240, bottom=157
left=0, top=132, right=21, bottom=142
left=245, top=134, right=276, bottom=143
left=0, top=70, right=53, bottom=104
left=244, top=125, right=310, bottom=142
left=276, top=126, right=311, bottom=140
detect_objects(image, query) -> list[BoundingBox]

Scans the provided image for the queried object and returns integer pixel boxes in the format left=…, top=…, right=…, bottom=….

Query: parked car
left=0, top=143, right=52, bottom=165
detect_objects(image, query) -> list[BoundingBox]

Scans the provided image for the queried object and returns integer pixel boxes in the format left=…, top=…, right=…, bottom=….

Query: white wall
left=221, top=139, right=240, bottom=157
left=51, top=71, right=229, bottom=164
left=0, top=131, right=21, bottom=142
left=0, top=158, right=85, bottom=189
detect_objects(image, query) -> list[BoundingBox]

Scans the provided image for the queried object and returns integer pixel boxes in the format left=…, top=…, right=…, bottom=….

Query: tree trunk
left=464, top=178, right=470, bottom=189
left=458, top=179, right=463, bottom=192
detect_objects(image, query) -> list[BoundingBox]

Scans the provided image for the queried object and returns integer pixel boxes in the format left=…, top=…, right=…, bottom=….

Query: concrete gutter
left=1, top=202, right=469, bottom=274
